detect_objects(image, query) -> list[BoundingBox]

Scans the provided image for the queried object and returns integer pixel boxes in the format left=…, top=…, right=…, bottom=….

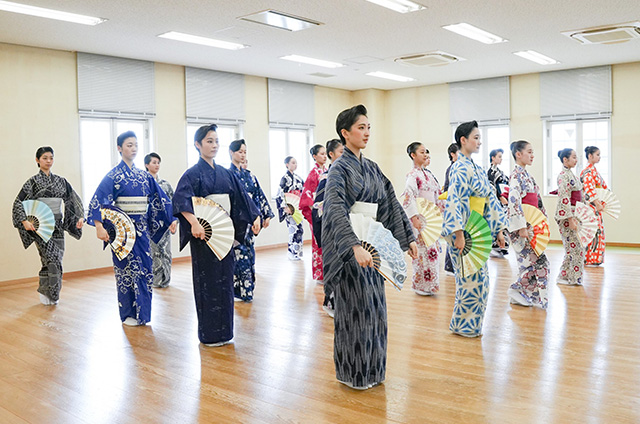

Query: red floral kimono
left=300, top=162, right=327, bottom=281
left=580, top=163, right=607, bottom=265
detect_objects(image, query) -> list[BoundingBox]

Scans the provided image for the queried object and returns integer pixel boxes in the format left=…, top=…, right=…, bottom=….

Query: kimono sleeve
left=555, top=171, right=574, bottom=221
left=581, top=167, right=597, bottom=203
left=311, top=177, right=327, bottom=247
left=229, top=173, right=260, bottom=244
left=507, top=171, right=527, bottom=232
left=251, top=173, right=275, bottom=222
left=380, top=171, right=415, bottom=251
left=401, top=172, right=419, bottom=219
left=12, top=178, right=35, bottom=249
left=172, top=170, right=198, bottom=251
left=483, top=182, right=508, bottom=238
left=86, top=173, right=116, bottom=226
left=322, top=165, right=360, bottom=264
left=62, top=178, right=84, bottom=240
left=147, top=175, right=172, bottom=244
left=442, top=162, right=467, bottom=237
left=299, top=169, right=319, bottom=223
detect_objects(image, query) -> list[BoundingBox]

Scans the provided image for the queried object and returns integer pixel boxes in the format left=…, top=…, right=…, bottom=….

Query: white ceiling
left=1, top=0, right=639, bottom=90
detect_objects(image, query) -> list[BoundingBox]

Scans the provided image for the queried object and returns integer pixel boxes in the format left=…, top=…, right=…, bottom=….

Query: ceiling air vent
left=394, top=51, right=463, bottom=67
left=562, top=21, right=640, bottom=44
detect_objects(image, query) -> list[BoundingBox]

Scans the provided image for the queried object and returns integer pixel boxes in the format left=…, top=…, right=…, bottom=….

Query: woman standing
left=275, top=157, right=305, bottom=261
left=172, top=125, right=260, bottom=346
left=442, top=121, right=508, bottom=337
left=228, top=139, right=275, bottom=302
left=300, top=144, right=328, bottom=283
left=443, top=143, right=459, bottom=275
left=487, top=148, right=510, bottom=257
left=12, top=146, right=84, bottom=305
left=555, top=148, right=585, bottom=285
left=87, top=132, right=172, bottom=326
left=580, top=146, right=607, bottom=266
left=506, top=141, right=550, bottom=309
left=401, top=142, right=445, bottom=296
left=144, top=152, right=178, bottom=288
left=311, top=139, right=344, bottom=317
left=323, top=105, right=417, bottom=389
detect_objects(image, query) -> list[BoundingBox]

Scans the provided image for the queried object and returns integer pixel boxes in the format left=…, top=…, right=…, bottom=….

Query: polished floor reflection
left=0, top=244, right=638, bottom=423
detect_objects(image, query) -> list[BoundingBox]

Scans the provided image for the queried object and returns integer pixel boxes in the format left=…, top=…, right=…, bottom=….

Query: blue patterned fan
left=22, top=200, right=55, bottom=243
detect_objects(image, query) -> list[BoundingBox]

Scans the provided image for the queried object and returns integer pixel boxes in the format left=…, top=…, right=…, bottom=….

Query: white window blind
left=268, top=79, right=315, bottom=127
left=449, top=76, right=510, bottom=126
left=77, top=53, right=155, bottom=117
left=185, top=67, right=245, bottom=123
left=540, top=66, right=611, bottom=120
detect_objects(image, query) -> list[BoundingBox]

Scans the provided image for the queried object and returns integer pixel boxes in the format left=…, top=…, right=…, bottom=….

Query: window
left=451, top=124, right=510, bottom=171
left=186, top=123, right=241, bottom=169
left=79, top=117, right=153, bottom=209
left=268, top=127, right=313, bottom=197
left=543, top=119, right=610, bottom=192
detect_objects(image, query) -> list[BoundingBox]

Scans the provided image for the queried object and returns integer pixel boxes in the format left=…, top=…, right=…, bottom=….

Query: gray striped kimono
left=322, top=147, right=414, bottom=389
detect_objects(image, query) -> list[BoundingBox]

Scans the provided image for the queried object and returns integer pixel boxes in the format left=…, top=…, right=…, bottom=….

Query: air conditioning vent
left=562, top=22, right=640, bottom=44
left=394, top=51, right=464, bottom=67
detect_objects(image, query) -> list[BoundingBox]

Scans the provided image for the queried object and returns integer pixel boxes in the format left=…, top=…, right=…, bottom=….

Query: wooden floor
left=1, top=244, right=639, bottom=424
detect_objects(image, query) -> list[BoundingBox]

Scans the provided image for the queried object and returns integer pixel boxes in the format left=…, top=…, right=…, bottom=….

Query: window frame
left=450, top=123, right=511, bottom=171
left=185, top=121, right=243, bottom=169
left=268, top=125, right=314, bottom=199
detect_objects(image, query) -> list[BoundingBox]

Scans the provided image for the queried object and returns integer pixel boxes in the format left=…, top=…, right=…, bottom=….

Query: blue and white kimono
left=442, top=152, right=507, bottom=337
left=229, top=163, right=274, bottom=302
left=275, top=171, right=305, bottom=260
left=87, top=161, right=172, bottom=325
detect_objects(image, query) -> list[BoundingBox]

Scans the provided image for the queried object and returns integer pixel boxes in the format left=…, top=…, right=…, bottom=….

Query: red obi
left=522, top=192, right=538, bottom=207
left=570, top=190, right=582, bottom=206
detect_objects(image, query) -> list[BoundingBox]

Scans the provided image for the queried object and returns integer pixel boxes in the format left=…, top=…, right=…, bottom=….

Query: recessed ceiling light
left=280, top=55, right=344, bottom=69
left=514, top=50, right=559, bottom=65
left=366, top=71, right=415, bottom=82
left=0, top=0, right=106, bottom=25
left=443, top=23, right=507, bottom=44
left=239, top=10, right=322, bottom=31
left=158, top=31, right=248, bottom=50
left=364, top=0, right=426, bottom=14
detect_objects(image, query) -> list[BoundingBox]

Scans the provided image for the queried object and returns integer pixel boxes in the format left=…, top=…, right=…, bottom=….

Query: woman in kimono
left=487, top=148, right=510, bottom=258
left=506, top=141, right=550, bottom=309
left=275, top=157, right=305, bottom=260
left=442, top=121, right=508, bottom=338
left=311, top=139, right=344, bottom=317
left=228, top=139, right=274, bottom=302
left=144, top=152, right=178, bottom=288
left=87, top=132, right=172, bottom=326
left=300, top=144, right=328, bottom=283
left=323, top=104, right=418, bottom=389
left=580, top=146, right=607, bottom=266
left=401, top=142, right=445, bottom=296
left=555, top=148, right=584, bottom=285
left=12, top=146, right=84, bottom=305
left=172, top=125, right=260, bottom=346
left=442, top=143, right=459, bottom=275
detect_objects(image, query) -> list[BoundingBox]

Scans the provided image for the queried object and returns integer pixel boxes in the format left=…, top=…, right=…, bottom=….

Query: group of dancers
left=12, top=104, right=611, bottom=390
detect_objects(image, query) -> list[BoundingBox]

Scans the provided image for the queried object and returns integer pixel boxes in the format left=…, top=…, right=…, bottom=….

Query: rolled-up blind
left=186, top=67, right=245, bottom=122
left=449, top=76, right=510, bottom=126
left=77, top=53, right=155, bottom=116
left=268, top=79, right=315, bottom=127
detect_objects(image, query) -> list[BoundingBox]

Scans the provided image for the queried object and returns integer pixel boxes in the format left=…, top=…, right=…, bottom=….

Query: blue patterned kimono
left=275, top=171, right=305, bottom=260
left=173, top=158, right=259, bottom=344
left=87, top=161, right=172, bottom=325
left=442, top=152, right=507, bottom=337
left=229, top=163, right=274, bottom=302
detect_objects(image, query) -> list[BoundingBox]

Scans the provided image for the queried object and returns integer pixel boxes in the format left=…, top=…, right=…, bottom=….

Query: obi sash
left=350, top=201, right=378, bottom=219
left=570, top=190, right=583, bottom=206
left=205, top=194, right=231, bottom=214
left=522, top=193, right=539, bottom=207
left=115, top=196, right=147, bottom=215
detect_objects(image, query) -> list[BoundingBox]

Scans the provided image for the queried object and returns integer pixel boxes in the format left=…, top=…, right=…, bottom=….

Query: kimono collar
left=514, top=164, right=525, bottom=171
left=457, top=152, right=473, bottom=165
left=490, top=164, right=500, bottom=171
left=117, top=160, right=137, bottom=174
left=343, top=147, right=363, bottom=163
left=38, top=169, right=53, bottom=178
left=198, top=157, right=216, bottom=169
left=229, top=162, right=241, bottom=172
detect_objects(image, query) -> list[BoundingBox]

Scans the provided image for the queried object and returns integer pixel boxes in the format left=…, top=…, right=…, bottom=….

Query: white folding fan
left=594, top=188, right=621, bottom=220
left=100, top=205, right=137, bottom=260
left=283, top=192, right=304, bottom=225
left=192, top=196, right=235, bottom=260
left=415, top=198, right=443, bottom=246
left=574, top=202, right=598, bottom=247
left=22, top=199, right=55, bottom=243
left=349, top=213, right=407, bottom=291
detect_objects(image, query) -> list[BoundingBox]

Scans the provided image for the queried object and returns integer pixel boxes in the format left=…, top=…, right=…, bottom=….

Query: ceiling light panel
left=364, top=0, right=426, bottom=14
left=158, top=32, right=248, bottom=50
left=513, top=50, right=558, bottom=65
left=280, top=55, right=344, bottom=68
left=366, top=71, right=415, bottom=82
left=0, top=0, right=106, bottom=25
left=443, top=23, right=507, bottom=44
left=239, top=10, right=322, bottom=31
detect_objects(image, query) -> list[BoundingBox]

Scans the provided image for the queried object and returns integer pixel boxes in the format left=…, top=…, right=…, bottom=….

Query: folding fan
left=459, top=211, right=493, bottom=278
left=192, top=197, right=235, bottom=260
left=574, top=202, right=598, bottom=247
left=415, top=198, right=443, bottom=246
left=350, top=213, right=407, bottom=291
left=100, top=205, right=136, bottom=260
left=22, top=199, right=55, bottom=243
left=594, top=188, right=621, bottom=220
left=283, top=192, right=304, bottom=225
left=521, top=204, right=550, bottom=256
